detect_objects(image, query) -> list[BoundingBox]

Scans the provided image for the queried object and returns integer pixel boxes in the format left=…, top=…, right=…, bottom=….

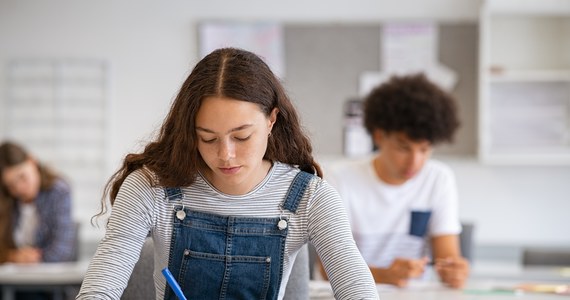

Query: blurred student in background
left=0, top=141, right=76, bottom=264
left=326, top=74, right=469, bottom=288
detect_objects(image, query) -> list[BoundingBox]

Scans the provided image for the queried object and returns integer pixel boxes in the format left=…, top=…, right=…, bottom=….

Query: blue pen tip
left=161, top=267, right=187, bottom=300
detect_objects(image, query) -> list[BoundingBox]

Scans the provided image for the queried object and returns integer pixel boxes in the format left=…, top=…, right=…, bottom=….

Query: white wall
left=3, top=0, right=570, bottom=249
left=441, top=156, right=570, bottom=247
left=0, top=0, right=481, bottom=163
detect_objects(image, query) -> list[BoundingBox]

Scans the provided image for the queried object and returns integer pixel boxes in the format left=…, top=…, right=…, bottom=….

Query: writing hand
left=435, top=256, right=469, bottom=289
left=381, top=256, right=430, bottom=287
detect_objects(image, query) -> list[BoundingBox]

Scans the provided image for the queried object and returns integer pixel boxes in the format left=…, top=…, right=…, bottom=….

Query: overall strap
left=281, top=171, right=314, bottom=214
left=164, top=187, right=183, bottom=201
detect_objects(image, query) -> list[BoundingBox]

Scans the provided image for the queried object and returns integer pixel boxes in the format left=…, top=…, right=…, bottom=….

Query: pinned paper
left=359, top=23, right=458, bottom=96
left=199, top=22, right=285, bottom=78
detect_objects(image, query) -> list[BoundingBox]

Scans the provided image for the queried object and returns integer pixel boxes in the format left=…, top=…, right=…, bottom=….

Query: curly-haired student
left=326, top=73, right=469, bottom=289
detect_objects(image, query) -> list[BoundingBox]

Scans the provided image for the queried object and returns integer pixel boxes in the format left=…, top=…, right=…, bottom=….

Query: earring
left=268, top=132, right=272, bottom=137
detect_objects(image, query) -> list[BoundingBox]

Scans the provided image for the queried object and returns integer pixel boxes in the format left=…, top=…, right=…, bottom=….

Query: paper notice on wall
left=199, top=22, right=285, bottom=78
left=359, top=23, right=457, bottom=96
left=383, top=23, right=438, bottom=73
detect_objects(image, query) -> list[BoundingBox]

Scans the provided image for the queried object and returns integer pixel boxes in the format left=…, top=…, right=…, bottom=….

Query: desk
left=311, top=281, right=568, bottom=299
left=310, top=264, right=570, bottom=300
left=471, top=261, right=570, bottom=282
left=0, top=261, right=89, bottom=300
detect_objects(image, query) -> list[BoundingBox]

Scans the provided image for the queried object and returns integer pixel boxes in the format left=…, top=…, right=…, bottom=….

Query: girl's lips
left=219, top=166, right=241, bottom=175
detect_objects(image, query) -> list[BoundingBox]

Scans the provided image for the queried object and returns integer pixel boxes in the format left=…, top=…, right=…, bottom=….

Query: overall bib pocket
left=166, top=210, right=288, bottom=300
left=180, top=249, right=272, bottom=299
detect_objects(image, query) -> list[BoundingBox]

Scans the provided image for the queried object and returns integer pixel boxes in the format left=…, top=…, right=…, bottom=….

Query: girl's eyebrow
left=196, top=124, right=253, bottom=134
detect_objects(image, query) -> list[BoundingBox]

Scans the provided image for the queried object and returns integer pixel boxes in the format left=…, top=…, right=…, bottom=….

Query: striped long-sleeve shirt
left=77, top=162, right=379, bottom=300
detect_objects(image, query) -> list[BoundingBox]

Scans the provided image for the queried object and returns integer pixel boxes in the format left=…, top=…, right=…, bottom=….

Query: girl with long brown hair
left=0, top=141, right=76, bottom=264
left=77, top=48, right=378, bottom=300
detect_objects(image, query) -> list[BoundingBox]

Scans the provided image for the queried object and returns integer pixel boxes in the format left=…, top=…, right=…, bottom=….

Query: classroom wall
left=284, top=23, right=478, bottom=156
left=1, top=0, right=569, bottom=252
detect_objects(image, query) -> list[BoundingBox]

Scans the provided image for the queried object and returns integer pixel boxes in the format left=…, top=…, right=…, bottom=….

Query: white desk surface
left=470, top=261, right=570, bottom=282
left=1, top=260, right=569, bottom=299
left=311, top=280, right=568, bottom=300
left=0, top=260, right=89, bottom=285
left=310, top=263, right=570, bottom=300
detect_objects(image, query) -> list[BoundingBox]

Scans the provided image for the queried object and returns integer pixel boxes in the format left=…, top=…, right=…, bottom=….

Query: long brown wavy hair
left=97, top=47, right=322, bottom=219
left=0, top=141, right=59, bottom=262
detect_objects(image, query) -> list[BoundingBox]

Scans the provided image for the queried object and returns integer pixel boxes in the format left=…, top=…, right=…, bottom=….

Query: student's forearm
left=370, top=267, right=403, bottom=286
left=319, top=258, right=397, bottom=286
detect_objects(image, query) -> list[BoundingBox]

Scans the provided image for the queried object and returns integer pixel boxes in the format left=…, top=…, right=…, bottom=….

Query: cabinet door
left=479, top=0, right=570, bottom=164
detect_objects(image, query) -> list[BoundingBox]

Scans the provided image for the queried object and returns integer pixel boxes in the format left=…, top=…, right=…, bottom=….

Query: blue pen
left=161, top=267, right=187, bottom=300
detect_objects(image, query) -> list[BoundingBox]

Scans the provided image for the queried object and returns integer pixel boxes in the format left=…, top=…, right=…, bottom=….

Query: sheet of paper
left=359, top=22, right=457, bottom=95
left=199, top=22, right=285, bottom=78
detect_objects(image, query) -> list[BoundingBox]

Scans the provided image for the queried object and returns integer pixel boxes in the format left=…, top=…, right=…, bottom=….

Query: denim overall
left=163, top=171, right=313, bottom=300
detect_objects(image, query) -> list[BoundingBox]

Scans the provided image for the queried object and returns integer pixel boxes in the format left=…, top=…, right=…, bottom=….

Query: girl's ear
left=372, top=129, right=385, bottom=148
left=268, top=108, right=279, bottom=131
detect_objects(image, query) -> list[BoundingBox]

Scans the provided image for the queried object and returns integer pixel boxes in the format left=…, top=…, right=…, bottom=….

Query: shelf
left=479, top=0, right=570, bottom=165
left=487, top=16, right=570, bottom=71
left=489, top=69, right=570, bottom=82
left=480, top=152, right=570, bottom=166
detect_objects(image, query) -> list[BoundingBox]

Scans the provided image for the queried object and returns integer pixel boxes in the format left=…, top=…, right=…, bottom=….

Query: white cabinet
left=479, top=0, right=570, bottom=164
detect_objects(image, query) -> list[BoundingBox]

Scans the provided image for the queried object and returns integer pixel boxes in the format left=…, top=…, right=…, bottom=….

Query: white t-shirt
left=14, top=202, right=39, bottom=248
left=325, top=157, right=461, bottom=268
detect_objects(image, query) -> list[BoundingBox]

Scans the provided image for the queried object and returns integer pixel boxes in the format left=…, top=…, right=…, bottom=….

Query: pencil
left=161, top=267, right=187, bottom=300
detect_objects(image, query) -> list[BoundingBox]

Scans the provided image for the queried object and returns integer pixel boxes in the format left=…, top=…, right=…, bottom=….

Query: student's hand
left=435, top=256, right=469, bottom=289
left=8, top=247, right=42, bottom=264
left=373, top=256, right=429, bottom=287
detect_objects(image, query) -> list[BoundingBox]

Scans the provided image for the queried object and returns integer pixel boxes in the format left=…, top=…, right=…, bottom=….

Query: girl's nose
left=218, top=139, right=236, bottom=161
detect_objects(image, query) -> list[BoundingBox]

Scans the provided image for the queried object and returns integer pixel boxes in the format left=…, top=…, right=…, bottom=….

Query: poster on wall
left=359, top=22, right=457, bottom=96
left=199, top=22, right=285, bottom=78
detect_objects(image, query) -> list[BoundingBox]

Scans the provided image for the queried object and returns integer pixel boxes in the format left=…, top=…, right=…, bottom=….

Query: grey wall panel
left=284, top=25, right=381, bottom=156
left=438, top=24, right=479, bottom=156
left=284, top=23, right=478, bottom=157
